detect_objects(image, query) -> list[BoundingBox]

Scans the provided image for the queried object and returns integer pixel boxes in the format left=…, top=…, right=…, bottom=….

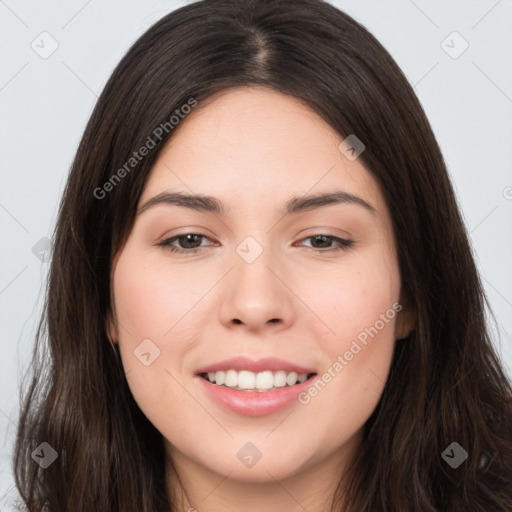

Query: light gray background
left=1, top=0, right=511, bottom=507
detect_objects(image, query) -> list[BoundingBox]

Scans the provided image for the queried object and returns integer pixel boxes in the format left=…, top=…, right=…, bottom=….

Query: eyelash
left=156, top=232, right=354, bottom=254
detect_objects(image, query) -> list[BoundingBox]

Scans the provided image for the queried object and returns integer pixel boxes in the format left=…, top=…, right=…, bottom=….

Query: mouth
left=195, top=369, right=319, bottom=416
left=198, top=370, right=318, bottom=392
left=194, top=356, right=319, bottom=415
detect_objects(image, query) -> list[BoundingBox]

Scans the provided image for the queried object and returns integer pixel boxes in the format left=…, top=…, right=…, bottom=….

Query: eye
left=156, top=232, right=354, bottom=255
left=157, top=232, right=215, bottom=254
left=296, top=234, right=354, bottom=252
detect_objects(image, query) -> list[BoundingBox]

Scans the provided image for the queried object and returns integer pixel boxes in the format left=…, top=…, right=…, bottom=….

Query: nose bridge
left=218, top=233, right=295, bottom=330
left=233, top=234, right=280, bottom=303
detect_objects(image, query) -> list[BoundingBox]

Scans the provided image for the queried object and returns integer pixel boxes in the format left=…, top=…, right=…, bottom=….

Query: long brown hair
left=14, top=0, right=512, bottom=510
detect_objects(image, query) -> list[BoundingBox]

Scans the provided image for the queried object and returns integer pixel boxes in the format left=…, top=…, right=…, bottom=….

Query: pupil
left=313, top=235, right=330, bottom=248
left=181, top=234, right=200, bottom=248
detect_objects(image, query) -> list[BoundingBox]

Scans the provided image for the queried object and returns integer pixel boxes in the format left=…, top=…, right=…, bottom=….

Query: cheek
left=297, top=247, right=399, bottom=425
left=112, top=248, right=207, bottom=341
left=306, top=243, right=400, bottom=339
left=111, top=250, right=201, bottom=422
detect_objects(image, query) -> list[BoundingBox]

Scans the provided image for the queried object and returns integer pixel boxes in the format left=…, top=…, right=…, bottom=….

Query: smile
left=199, top=369, right=315, bottom=392
left=195, top=371, right=318, bottom=416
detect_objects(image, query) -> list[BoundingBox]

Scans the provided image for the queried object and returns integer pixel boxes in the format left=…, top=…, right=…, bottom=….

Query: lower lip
left=195, top=374, right=318, bottom=417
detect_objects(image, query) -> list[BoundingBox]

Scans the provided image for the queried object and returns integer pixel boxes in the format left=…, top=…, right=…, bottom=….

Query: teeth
left=204, top=369, right=312, bottom=391
left=239, top=370, right=256, bottom=389
left=225, top=369, right=238, bottom=387
left=286, top=371, right=298, bottom=386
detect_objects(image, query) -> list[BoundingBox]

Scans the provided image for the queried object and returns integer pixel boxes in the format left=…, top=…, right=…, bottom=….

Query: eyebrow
left=137, top=190, right=377, bottom=217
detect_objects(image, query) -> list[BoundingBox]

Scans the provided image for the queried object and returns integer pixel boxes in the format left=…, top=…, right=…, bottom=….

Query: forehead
left=141, top=87, right=383, bottom=214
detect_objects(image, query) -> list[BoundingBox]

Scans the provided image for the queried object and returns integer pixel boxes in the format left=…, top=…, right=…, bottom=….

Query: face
left=108, top=87, right=412, bottom=488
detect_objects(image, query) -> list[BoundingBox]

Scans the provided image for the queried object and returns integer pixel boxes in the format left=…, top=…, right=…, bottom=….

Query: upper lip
left=195, top=356, right=317, bottom=375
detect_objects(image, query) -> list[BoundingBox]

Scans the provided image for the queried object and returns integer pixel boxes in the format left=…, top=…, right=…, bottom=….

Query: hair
left=14, top=0, right=512, bottom=510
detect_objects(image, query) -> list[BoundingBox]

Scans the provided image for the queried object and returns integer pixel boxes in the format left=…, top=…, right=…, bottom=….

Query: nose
left=218, top=246, right=296, bottom=333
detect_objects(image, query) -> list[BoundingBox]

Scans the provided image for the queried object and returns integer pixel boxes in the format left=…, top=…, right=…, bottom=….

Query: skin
left=108, top=86, right=414, bottom=512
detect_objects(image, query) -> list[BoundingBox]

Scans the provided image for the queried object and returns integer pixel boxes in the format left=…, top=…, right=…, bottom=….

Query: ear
left=106, top=308, right=119, bottom=344
left=107, top=259, right=120, bottom=344
left=394, top=295, right=416, bottom=340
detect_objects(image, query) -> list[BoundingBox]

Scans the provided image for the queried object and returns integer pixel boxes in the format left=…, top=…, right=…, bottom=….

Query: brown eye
left=174, top=234, right=203, bottom=249
left=157, top=233, right=213, bottom=254
left=297, top=235, right=354, bottom=252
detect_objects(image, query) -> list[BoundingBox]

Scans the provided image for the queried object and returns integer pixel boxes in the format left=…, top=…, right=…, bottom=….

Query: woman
left=14, top=0, right=512, bottom=510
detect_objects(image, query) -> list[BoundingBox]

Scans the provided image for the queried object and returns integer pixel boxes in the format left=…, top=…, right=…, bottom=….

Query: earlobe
left=395, top=297, right=416, bottom=340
